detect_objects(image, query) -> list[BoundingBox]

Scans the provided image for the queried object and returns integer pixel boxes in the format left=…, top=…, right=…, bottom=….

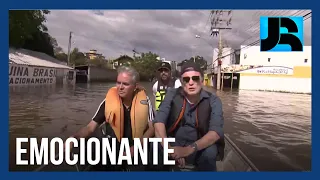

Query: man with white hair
left=67, top=66, right=155, bottom=171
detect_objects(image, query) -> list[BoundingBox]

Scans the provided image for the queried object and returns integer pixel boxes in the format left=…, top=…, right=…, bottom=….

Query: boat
left=33, top=123, right=259, bottom=172
left=178, top=134, right=259, bottom=172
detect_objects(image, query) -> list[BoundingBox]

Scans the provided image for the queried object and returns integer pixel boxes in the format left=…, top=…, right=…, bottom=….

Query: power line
left=209, top=10, right=233, bottom=89
left=208, top=12, right=311, bottom=68
left=197, top=11, right=283, bottom=62
left=247, top=10, right=309, bottom=38
left=243, top=10, right=306, bottom=35
left=228, top=10, right=308, bottom=54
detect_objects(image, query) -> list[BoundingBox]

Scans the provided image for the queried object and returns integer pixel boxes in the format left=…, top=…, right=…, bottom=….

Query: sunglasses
left=182, top=76, right=200, bottom=83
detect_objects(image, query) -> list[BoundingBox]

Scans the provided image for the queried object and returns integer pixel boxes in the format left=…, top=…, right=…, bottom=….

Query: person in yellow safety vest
left=152, top=62, right=181, bottom=111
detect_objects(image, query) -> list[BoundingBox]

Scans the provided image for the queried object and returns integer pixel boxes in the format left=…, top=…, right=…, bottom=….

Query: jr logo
left=260, top=16, right=304, bottom=52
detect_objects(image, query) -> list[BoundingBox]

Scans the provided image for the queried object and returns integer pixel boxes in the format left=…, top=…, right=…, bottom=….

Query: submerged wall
left=88, top=66, right=117, bottom=82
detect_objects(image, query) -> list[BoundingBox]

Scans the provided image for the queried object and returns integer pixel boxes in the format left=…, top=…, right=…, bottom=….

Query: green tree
left=69, top=48, right=87, bottom=66
left=179, top=56, right=208, bottom=71
left=9, top=10, right=50, bottom=48
left=132, top=51, right=160, bottom=81
left=55, top=52, right=68, bottom=62
left=190, top=56, right=207, bottom=70
left=50, top=37, right=64, bottom=54
left=9, top=10, right=59, bottom=57
left=89, top=57, right=112, bottom=69
left=22, top=31, right=55, bottom=57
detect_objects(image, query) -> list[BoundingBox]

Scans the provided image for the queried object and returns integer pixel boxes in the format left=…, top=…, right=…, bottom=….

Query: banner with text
left=9, top=64, right=57, bottom=85
left=238, top=66, right=294, bottom=75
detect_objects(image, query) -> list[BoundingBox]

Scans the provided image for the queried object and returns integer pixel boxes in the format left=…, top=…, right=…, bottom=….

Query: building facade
left=85, top=49, right=105, bottom=60
left=9, top=48, right=76, bottom=86
left=238, top=45, right=311, bottom=94
left=112, top=55, right=134, bottom=69
left=212, top=47, right=236, bottom=73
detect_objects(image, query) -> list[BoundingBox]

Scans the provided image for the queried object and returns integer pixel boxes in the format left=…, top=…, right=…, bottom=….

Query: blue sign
left=260, top=16, right=304, bottom=52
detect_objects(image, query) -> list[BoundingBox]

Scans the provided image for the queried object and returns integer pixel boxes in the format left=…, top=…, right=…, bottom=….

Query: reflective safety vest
left=155, top=78, right=175, bottom=111
left=155, top=90, right=166, bottom=111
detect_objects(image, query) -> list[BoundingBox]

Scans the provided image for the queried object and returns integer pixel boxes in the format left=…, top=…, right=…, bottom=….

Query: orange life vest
left=104, top=87, right=149, bottom=142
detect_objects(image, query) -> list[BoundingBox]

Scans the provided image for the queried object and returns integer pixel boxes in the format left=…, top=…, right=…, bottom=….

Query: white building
left=238, top=45, right=311, bottom=94
left=212, top=47, right=236, bottom=73
left=9, top=48, right=76, bottom=86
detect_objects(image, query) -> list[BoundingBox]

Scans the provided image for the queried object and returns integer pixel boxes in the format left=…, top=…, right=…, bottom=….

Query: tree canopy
left=178, top=56, right=208, bottom=71
left=9, top=10, right=55, bottom=55
left=131, top=52, right=161, bottom=80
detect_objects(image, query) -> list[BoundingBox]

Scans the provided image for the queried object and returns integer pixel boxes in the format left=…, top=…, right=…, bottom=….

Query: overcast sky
left=45, top=10, right=311, bottom=62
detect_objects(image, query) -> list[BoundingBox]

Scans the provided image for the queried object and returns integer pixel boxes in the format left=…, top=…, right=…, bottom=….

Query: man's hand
left=176, top=158, right=185, bottom=168
left=171, top=146, right=194, bottom=159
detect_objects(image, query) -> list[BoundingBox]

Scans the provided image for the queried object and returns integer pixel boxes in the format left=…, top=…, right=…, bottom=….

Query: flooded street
left=9, top=82, right=311, bottom=171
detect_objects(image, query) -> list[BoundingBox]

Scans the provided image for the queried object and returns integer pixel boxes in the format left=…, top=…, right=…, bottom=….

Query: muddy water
left=9, top=83, right=311, bottom=171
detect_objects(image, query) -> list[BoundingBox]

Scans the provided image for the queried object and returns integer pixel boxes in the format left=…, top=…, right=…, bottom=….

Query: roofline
left=75, top=65, right=89, bottom=68
left=9, top=62, right=74, bottom=70
left=9, top=48, right=74, bottom=70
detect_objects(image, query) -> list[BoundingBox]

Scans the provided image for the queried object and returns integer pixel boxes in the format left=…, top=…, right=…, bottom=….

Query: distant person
left=153, top=61, right=225, bottom=171
left=66, top=66, right=155, bottom=171
left=153, top=62, right=181, bottom=111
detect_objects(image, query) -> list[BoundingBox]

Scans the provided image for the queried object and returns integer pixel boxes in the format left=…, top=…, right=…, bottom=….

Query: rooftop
left=114, top=55, right=134, bottom=61
left=9, top=48, right=73, bottom=70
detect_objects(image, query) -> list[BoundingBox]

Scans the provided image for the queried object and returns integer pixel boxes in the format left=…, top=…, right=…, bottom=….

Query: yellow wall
left=203, top=74, right=212, bottom=86
left=240, top=66, right=311, bottom=78
left=239, top=66, right=311, bottom=93
left=89, top=55, right=97, bottom=60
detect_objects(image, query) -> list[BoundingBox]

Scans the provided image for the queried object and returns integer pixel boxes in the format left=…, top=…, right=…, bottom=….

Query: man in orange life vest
left=67, top=66, right=155, bottom=171
left=153, top=61, right=224, bottom=171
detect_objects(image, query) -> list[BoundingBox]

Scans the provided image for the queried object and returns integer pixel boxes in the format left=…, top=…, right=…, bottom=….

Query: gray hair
left=117, top=66, right=140, bottom=83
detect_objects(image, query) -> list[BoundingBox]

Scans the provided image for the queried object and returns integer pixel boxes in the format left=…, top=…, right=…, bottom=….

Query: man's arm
left=153, top=88, right=176, bottom=146
left=152, top=81, right=158, bottom=97
left=71, top=99, right=106, bottom=139
left=194, top=95, right=224, bottom=151
left=142, top=96, right=155, bottom=139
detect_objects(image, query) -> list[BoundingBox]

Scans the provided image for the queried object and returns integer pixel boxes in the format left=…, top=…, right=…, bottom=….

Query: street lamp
left=193, top=35, right=201, bottom=62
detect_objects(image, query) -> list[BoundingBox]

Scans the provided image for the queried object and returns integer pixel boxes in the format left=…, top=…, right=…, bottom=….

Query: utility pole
left=193, top=34, right=201, bottom=63
left=132, top=48, right=141, bottom=59
left=209, top=10, right=232, bottom=90
left=67, top=31, right=73, bottom=67
left=217, top=31, right=223, bottom=90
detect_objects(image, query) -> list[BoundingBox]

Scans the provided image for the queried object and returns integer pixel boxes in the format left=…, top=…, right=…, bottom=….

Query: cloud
left=45, top=10, right=311, bottom=62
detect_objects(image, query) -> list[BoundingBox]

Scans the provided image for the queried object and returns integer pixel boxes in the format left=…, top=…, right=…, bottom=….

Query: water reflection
left=9, top=83, right=311, bottom=171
